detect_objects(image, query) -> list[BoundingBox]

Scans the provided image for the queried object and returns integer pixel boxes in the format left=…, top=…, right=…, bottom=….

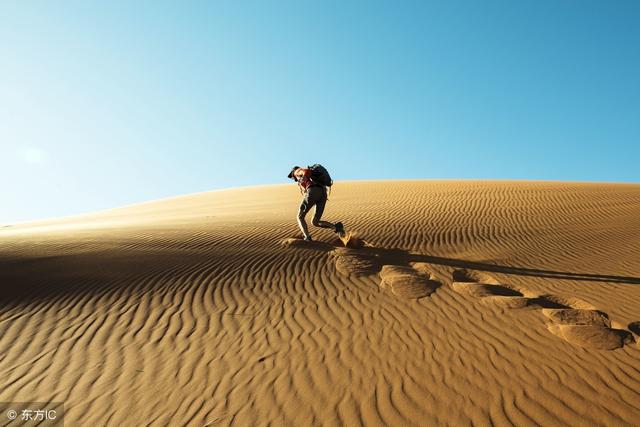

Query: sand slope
left=1, top=180, right=640, bottom=426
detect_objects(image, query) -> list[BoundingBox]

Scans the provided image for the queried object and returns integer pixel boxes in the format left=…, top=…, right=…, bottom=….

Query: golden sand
left=1, top=180, right=639, bottom=426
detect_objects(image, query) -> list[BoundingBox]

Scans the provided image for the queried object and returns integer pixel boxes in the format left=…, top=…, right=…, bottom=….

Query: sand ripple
left=1, top=181, right=640, bottom=425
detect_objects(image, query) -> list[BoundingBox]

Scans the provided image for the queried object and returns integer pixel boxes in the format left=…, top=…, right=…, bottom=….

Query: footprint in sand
left=451, top=269, right=635, bottom=351
left=629, top=322, right=640, bottom=349
left=331, top=247, right=381, bottom=277
left=451, top=269, right=529, bottom=309
left=330, top=247, right=441, bottom=300
left=628, top=321, right=640, bottom=335
left=378, top=263, right=441, bottom=299
left=286, top=238, right=431, bottom=300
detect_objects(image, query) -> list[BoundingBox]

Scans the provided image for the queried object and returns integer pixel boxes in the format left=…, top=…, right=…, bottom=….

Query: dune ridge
left=1, top=180, right=640, bottom=426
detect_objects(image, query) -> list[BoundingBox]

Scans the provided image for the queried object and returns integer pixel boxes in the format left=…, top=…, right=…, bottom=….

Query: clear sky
left=1, top=1, right=639, bottom=223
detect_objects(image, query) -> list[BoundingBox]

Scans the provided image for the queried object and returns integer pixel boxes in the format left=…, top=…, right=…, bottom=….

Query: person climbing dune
left=288, top=164, right=345, bottom=242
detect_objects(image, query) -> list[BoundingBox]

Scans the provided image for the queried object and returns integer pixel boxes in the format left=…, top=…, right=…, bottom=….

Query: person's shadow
left=287, top=237, right=640, bottom=285
left=283, top=236, right=640, bottom=343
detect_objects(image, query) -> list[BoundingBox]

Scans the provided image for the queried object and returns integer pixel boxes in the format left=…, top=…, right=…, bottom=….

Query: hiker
left=288, top=165, right=345, bottom=241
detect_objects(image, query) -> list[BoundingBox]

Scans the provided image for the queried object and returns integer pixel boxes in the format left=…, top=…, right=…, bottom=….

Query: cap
left=287, top=166, right=300, bottom=179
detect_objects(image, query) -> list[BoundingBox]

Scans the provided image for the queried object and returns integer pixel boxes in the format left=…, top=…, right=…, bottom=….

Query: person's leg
left=311, top=196, right=334, bottom=229
left=297, top=192, right=315, bottom=240
left=309, top=187, right=341, bottom=232
left=310, top=188, right=345, bottom=236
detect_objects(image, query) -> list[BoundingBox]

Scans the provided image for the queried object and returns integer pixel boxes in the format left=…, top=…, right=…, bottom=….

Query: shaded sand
left=1, top=180, right=640, bottom=426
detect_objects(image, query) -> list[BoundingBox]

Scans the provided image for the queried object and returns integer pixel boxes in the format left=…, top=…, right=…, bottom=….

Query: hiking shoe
left=334, top=222, right=345, bottom=236
left=304, top=235, right=313, bottom=242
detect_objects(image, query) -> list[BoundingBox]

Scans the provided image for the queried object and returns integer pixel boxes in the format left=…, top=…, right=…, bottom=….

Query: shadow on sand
left=290, top=238, right=640, bottom=285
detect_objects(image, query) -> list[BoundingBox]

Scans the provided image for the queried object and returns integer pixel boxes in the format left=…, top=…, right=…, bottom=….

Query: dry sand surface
left=1, top=180, right=640, bottom=426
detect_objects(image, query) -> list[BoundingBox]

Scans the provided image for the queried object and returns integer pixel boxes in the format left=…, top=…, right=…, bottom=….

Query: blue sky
left=1, top=1, right=639, bottom=223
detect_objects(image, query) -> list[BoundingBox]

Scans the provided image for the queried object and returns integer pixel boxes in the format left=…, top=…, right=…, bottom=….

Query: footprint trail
left=451, top=269, right=635, bottom=350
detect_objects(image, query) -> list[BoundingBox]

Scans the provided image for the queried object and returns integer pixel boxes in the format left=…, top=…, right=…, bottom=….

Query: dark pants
left=297, top=186, right=334, bottom=238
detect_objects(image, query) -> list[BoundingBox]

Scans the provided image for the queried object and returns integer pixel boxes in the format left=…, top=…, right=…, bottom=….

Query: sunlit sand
left=1, top=180, right=639, bottom=425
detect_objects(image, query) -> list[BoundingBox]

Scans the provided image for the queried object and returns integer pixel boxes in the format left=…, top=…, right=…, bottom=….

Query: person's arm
left=294, top=168, right=309, bottom=194
left=294, top=168, right=309, bottom=180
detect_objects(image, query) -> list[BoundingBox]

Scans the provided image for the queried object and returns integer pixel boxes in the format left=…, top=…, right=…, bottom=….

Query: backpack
left=308, top=164, right=333, bottom=187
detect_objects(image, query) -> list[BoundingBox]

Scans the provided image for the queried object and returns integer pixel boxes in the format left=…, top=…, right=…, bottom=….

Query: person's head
left=287, top=166, right=300, bottom=180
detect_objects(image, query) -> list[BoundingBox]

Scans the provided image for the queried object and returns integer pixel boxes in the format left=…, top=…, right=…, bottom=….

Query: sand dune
left=1, top=180, right=640, bottom=426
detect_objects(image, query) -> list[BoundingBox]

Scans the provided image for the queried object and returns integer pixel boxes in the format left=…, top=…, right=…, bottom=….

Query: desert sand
left=1, top=180, right=639, bottom=426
